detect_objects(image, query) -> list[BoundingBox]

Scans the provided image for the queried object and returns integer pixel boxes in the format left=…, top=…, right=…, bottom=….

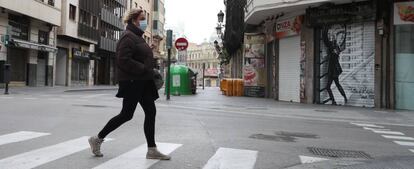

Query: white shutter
left=279, top=35, right=301, bottom=102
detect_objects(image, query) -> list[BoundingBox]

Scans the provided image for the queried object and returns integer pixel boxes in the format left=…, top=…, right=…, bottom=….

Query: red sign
left=175, top=38, right=189, bottom=51
left=275, top=15, right=303, bottom=39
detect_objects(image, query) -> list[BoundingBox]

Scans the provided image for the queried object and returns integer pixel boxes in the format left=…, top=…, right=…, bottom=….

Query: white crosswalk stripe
left=351, top=122, right=385, bottom=128
left=0, top=136, right=106, bottom=169
left=363, top=127, right=405, bottom=135
left=393, top=141, right=414, bottom=147
left=0, top=131, right=50, bottom=146
left=93, top=142, right=182, bottom=169
left=382, top=135, right=414, bottom=141
left=410, top=149, right=414, bottom=153
left=202, top=148, right=258, bottom=169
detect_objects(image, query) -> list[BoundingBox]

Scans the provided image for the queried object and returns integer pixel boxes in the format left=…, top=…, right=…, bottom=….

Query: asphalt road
left=0, top=87, right=413, bottom=169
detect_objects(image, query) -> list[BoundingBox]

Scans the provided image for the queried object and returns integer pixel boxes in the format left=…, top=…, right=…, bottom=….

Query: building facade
left=96, top=0, right=127, bottom=85
left=57, top=0, right=100, bottom=86
left=0, top=0, right=61, bottom=87
left=187, top=42, right=220, bottom=87
left=243, top=0, right=408, bottom=110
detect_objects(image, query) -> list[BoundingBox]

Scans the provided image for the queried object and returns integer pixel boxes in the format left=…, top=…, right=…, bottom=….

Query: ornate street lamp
left=218, top=10, right=225, bottom=23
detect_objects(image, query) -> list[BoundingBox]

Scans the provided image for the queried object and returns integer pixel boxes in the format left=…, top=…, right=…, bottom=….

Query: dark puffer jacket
left=116, top=23, right=155, bottom=81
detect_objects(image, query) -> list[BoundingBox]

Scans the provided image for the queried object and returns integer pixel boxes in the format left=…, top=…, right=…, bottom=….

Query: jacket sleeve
left=117, top=37, right=149, bottom=76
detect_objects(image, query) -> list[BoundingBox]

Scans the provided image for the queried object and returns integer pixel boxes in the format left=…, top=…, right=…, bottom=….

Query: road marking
left=363, top=127, right=405, bottom=135
left=0, top=131, right=50, bottom=146
left=202, top=148, right=257, bottom=169
left=351, top=123, right=384, bottom=128
left=0, top=97, right=13, bottom=99
left=299, top=155, right=328, bottom=164
left=410, top=149, right=414, bottom=153
left=93, top=142, right=181, bottom=169
left=0, top=136, right=112, bottom=169
left=393, top=141, right=414, bottom=146
left=382, top=135, right=414, bottom=141
left=157, top=104, right=414, bottom=127
left=363, top=127, right=391, bottom=131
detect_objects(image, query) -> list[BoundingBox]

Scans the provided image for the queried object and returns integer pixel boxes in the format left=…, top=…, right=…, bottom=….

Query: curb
left=64, top=88, right=118, bottom=92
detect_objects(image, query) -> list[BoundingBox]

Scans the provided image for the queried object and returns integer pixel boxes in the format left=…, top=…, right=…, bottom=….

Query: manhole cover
left=308, top=147, right=372, bottom=159
left=73, top=104, right=108, bottom=108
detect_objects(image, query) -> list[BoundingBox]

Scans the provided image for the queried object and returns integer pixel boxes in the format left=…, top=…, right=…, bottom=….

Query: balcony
left=100, top=37, right=117, bottom=52
left=78, top=23, right=100, bottom=42
left=0, top=0, right=61, bottom=26
left=245, top=0, right=354, bottom=25
left=101, top=8, right=124, bottom=30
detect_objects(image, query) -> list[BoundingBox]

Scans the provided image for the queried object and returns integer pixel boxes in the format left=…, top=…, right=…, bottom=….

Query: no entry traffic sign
left=175, top=38, right=189, bottom=51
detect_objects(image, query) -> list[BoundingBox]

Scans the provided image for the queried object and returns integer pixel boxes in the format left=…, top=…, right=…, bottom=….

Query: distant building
left=187, top=42, right=220, bottom=87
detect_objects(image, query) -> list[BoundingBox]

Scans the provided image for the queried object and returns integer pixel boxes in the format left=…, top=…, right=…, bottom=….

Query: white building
left=0, top=0, right=61, bottom=87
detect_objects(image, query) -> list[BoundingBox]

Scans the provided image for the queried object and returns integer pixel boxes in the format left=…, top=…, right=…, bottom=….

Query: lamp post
left=215, top=10, right=225, bottom=83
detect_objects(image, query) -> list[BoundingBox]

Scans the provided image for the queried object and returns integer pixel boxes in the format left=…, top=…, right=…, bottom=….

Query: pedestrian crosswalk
left=0, top=131, right=260, bottom=169
left=351, top=122, right=414, bottom=154
left=0, top=131, right=50, bottom=146
left=0, top=94, right=116, bottom=102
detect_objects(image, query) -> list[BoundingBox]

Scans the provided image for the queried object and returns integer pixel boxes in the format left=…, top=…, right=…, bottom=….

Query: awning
left=245, top=0, right=355, bottom=25
left=12, top=39, right=57, bottom=53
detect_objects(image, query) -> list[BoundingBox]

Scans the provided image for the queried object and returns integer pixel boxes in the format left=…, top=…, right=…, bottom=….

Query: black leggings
left=98, top=97, right=157, bottom=147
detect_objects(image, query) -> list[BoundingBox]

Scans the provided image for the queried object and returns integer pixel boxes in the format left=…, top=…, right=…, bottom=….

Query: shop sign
left=306, top=1, right=376, bottom=27
left=394, top=2, right=414, bottom=25
left=72, top=48, right=90, bottom=59
left=275, top=16, right=303, bottom=39
left=204, top=68, right=218, bottom=77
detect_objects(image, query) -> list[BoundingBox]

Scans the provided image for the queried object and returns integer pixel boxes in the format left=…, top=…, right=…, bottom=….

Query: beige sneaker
left=88, top=136, right=104, bottom=157
left=146, top=147, right=171, bottom=160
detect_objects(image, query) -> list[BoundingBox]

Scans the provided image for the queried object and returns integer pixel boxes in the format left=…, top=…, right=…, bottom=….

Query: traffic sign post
left=166, top=30, right=173, bottom=100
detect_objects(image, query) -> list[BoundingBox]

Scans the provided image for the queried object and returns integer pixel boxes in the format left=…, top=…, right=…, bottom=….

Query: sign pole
left=202, top=63, right=205, bottom=90
left=166, top=30, right=173, bottom=100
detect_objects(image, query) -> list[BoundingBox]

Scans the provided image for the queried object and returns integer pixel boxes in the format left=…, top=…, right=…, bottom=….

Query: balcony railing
left=78, top=23, right=100, bottom=42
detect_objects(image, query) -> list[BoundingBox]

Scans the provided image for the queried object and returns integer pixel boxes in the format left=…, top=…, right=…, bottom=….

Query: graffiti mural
left=319, top=22, right=375, bottom=107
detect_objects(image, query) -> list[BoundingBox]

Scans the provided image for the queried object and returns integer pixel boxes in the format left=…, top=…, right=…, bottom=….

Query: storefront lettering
left=306, top=1, right=376, bottom=27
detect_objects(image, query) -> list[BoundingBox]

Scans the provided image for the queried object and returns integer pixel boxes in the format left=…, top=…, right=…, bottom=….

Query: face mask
left=139, top=20, right=148, bottom=31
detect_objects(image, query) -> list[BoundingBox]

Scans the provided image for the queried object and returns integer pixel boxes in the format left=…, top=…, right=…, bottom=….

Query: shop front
left=307, top=1, right=377, bottom=107
left=243, top=33, right=266, bottom=98
left=393, top=1, right=414, bottom=110
left=71, top=48, right=91, bottom=86
left=275, top=15, right=304, bottom=102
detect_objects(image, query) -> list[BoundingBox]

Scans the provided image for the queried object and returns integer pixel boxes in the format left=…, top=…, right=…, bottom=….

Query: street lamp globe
left=218, top=10, right=224, bottom=23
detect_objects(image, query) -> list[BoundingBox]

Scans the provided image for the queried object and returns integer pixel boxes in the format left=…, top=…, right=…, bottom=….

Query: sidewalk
left=0, top=85, right=118, bottom=95
left=159, top=87, right=414, bottom=127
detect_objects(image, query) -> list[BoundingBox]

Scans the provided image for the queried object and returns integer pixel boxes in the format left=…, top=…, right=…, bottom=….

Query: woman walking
left=88, top=8, right=170, bottom=160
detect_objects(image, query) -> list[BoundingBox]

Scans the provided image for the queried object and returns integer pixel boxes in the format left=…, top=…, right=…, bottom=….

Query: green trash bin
left=166, top=65, right=196, bottom=95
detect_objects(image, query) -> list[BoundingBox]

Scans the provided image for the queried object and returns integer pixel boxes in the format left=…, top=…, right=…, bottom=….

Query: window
left=69, top=4, right=76, bottom=21
left=147, top=13, right=150, bottom=24
left=92, top=16, right=98, bottom=29
left=38, top=31, right=49, bottom=45
left=135, top=2, right=138, bottom=8
left=130, top=0, right=132, bottom=9
left=79, top=10, right=91, bottom=26
left=48, top=0, right=54, bottom=6
left=154, top=0, right=158, bottom=11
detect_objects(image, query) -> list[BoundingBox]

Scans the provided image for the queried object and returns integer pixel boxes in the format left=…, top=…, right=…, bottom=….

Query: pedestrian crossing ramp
left=0, top=131, right=258, bottom=169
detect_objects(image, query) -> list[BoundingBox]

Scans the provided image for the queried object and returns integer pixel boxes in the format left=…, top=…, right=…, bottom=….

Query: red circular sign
left=175, top=38, right=189, bottom=51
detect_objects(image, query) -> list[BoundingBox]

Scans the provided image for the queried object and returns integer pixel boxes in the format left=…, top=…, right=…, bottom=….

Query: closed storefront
left=71, top=48, right=90, bottom=86
left=278, top=35, right=301, bottom=102
left=394, top=1, right=414, bottom=110
left=275, top=15, right=303, bottom=102
left=307, top=1, right=377, bottom=107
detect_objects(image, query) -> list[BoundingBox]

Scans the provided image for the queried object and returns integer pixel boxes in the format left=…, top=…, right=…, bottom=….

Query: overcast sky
left=164, top=0, right=225, bottom=44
